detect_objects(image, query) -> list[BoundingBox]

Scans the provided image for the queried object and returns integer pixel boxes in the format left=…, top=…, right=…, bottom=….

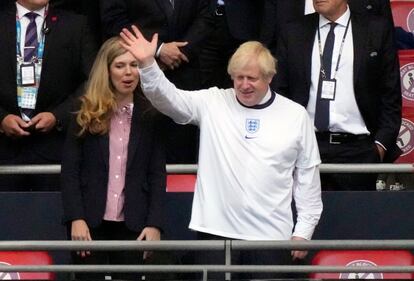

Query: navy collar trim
left=237, top=91, right=276, bottom=109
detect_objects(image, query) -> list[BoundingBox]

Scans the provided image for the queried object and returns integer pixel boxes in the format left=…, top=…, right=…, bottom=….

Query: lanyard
left=317, top=16, right=351, bottom=80
left=16, top=14, right=46, bottom=62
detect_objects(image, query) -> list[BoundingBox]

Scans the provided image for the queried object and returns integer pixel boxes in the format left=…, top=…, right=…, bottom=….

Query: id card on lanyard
left=317, top=17, right=351, bottom=101
left=16, top=12, right=46, bottom=109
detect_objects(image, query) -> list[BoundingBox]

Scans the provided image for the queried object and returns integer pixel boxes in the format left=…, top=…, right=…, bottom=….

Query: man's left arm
left=259, top=0, right=278, bottom=48
left=179, top=0, right=214, bottom=61
left=375, top=18, right=402, bottom=160
left=291, top=165, right=323, bottom=260
left=292, top=165, right=323, bottom=240
left=291, top=111, right=323, bottom=259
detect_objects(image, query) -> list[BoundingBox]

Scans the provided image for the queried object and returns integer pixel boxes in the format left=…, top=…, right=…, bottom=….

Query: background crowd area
left=0, top=0, right=413, bottom=192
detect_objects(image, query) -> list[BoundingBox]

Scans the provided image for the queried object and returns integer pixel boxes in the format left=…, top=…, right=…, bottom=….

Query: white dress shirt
left=308, top=7, right=370, bottom=135
left=16, top=2, right=46, bottom=57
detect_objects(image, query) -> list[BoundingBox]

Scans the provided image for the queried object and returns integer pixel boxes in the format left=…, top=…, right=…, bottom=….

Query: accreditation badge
left=19, top=87, right=37, bottom=110
left=321, top=78, right=336, bottom=101
left=20, top=63, right=36, bottom=86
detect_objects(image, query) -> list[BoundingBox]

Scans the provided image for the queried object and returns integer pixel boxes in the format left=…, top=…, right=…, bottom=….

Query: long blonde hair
left=77, top=37, right=129, bottom=136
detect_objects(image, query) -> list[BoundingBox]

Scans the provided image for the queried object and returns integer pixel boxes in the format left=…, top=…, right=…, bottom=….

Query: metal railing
left=0, top=240, right=414, bottom=280
left=0, top=163, right=412, bottom=174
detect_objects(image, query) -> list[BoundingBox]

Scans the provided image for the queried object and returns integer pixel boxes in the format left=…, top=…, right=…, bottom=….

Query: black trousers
left=70, top=221, right=142, bottom=280
left=317, top=136, right=381, bottom=191
left=194, top=232, right=303, bottom=280
left=199, top=13, right=244, bottom=89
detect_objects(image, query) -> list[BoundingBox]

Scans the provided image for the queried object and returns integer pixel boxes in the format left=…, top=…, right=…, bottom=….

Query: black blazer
left=274, top=12, right=402, bottom=162
left=100, top=0, right=213, bottom=63
left=270, top=0, right=394, bottom=51
left=61, top=94, right=166, bottom=232
left=206, top=0, right=277, bottom=46
left=0, top=2, right=96, bottom=162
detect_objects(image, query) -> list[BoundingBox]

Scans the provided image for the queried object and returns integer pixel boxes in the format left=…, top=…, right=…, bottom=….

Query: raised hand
left=120, top=25, right=158, bottom=68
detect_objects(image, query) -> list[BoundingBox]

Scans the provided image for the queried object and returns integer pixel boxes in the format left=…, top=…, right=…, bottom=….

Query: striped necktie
left=24, top=12, right=38, bottom=62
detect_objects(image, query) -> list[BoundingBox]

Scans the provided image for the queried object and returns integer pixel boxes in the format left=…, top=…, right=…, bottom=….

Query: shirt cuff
left=375, top=140, right=387, bottom=151
left=292, top=221, right=315, bottom=240
left=156, top=43, right=164, bottom=58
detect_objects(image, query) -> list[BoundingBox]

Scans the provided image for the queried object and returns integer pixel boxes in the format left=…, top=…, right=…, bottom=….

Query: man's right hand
left=0, top=114, right=31, bottom=137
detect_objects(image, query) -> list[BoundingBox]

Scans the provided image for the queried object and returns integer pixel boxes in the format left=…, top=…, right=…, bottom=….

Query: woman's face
left=109, top=51, right=139, bottom=97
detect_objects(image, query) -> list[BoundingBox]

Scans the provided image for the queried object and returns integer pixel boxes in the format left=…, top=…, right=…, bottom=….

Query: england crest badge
left=245, top=119, right=260, bottom=134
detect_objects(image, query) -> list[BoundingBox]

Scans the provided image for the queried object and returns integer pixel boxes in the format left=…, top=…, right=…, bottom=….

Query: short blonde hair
left=227, top=41, right=277, bottom=80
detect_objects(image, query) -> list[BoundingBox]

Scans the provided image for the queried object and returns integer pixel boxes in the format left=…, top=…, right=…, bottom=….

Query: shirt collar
left=258, top=88, right=272, bottom=105
left=16, top=2, right=47, bottom=20
left=116, top=102, right=134, bottom=116
left=237, top=88, right=276, bottom=110
left=319, top=5, right=350, bottom=28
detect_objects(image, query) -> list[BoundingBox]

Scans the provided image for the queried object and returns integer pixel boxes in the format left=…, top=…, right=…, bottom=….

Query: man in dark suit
left=199, top=0, right=277, bottom=89
left=50, top=0, right=103, bottom=47
left=100, top=0, right=214, bottom=164
left=274, top=0, right=401, bottom=191
left=0, top=0, right=96, bottom=190
left=271, top=0, right=394, bottom=51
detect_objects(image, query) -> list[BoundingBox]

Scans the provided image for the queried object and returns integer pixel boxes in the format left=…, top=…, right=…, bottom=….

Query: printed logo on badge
left=339, top=260, right=383, bottom=279
left=400, top=63, right=414, bottom=101
left=397, top=118, right=414, bottom=156
left=407, top=8, right=414, bottom=32
left=245, top=119, right=260, bottom=134
left=0, top=262, right=20, bottom=280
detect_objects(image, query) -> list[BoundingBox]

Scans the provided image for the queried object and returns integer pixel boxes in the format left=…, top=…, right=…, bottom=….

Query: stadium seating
left=166, top=174, right=196, bottom=192
left=391, top=0, right=414, bottom=32
left=310, top=250, right=414, bottom=279
left=0, top=251, right=55, bottom=280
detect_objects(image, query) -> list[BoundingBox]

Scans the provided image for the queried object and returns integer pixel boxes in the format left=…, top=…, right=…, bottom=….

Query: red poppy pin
left=51, top=16, right=57, bottom=22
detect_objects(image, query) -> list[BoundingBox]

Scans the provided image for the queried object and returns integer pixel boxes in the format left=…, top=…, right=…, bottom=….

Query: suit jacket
left=101, top=0, right=213, bottom=67
left=271, top=0, right=394, bottom=51
left=0, top=2, right=96, bottom=162
left=206, top=0, right=277, bottom=45
left=274, top=12, right=402, bottom=162
left=50, top=0, right=103, bottom=46
left=61, top=94, right=166, bottom=232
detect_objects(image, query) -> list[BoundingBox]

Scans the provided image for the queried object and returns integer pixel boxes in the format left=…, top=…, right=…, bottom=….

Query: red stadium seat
left=310, top=250, right=414, bottom=279
left=0, top=251, right=55, bottom=280
left=397, top=50, right=414, bottom=162
left=391, top=0, right=414, bottom=32
left=166, top=174, right=196, bottom=192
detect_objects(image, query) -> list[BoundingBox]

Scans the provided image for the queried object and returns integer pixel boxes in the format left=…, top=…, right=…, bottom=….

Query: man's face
left=232, top=61, right=271, bottom=107
left=313, top=0, right=347, bottom=21
left=17, top=0, right=49, bottom=11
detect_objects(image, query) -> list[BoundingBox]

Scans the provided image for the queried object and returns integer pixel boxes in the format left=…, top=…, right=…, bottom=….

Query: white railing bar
left=0, top=163, right=412, bottom=175
left=0, top=265, right=414, bottom=273
left=1, top=240, right=414, bottom=251
left=231, top=240, right=414, bottom=250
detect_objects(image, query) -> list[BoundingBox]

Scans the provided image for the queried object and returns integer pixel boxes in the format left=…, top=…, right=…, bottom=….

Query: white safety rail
left=0, top=163, right=412, bottom=174
left=0, top=240, right=414, bottom=280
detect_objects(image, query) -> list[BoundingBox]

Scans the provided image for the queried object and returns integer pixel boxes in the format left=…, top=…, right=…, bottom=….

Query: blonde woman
left=61, top=37, right=166, bottom=280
